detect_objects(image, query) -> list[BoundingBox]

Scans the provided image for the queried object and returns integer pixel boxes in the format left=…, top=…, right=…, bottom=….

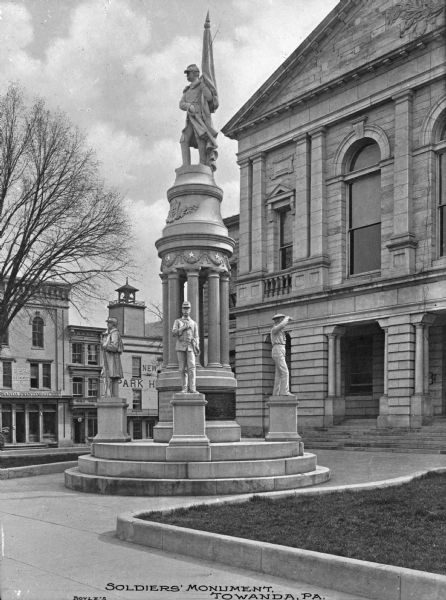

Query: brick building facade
left=0, top=282, right=162, bottom=447
left=222, top=0, right=446, bottom=435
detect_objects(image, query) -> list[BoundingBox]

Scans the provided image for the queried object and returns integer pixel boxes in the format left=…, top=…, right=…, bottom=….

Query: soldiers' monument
left=65, top=14, right=329, bottom=495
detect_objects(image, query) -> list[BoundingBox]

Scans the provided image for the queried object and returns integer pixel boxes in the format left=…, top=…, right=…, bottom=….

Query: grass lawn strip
left=0, top=452, right=88, bottom=468
left=144, top=471, right=446, bottom=576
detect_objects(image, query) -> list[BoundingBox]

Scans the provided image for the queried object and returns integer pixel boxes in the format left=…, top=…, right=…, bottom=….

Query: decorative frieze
left=161, top=249, right=230, bottom=273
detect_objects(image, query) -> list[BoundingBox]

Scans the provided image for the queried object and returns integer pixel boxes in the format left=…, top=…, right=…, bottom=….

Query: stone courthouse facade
left=222, top=0, right=446, bottom=435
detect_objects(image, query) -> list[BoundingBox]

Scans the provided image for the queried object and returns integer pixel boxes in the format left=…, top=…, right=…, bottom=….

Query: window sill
left=432, top=256, right=446, bottom=269
left=347, top=269, right=381, bottom=281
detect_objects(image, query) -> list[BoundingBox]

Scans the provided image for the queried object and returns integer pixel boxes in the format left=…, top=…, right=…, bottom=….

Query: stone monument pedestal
left=166, top=392, right=211, bottom=461
left=266, top=394, right=302, bottom=448
left=93, top=396, right=130, bottom=443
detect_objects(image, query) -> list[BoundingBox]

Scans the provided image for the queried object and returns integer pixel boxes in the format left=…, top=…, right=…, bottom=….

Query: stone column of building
left=411, top=313, right=436, bottom=426
left=24, top=405, right=30, bottom=443
left=220, top=273, right=230, bottom=368
left=293, top=134, right=310, bottom=261
left=207, top=271, right=221, bottom=367
left=324, top=325, right=345, bottom=426
left=377, top=320, right=390, bottom=427
left=386, top=91, right=417, bottom=274
left=237, top=158, right=251, bottom=275
left=250, top=153, right=266, bottom=276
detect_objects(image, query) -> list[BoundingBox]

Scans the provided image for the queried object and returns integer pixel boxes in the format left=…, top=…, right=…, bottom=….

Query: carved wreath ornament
left=166, top=199, right=198, bottom=223
left=386, top=0, right=445, bottom=37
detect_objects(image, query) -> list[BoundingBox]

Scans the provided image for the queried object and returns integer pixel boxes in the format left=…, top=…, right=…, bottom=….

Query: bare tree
left=146, top=300, right=163, bottom=323
left=0, top=85, right=131, bottom=340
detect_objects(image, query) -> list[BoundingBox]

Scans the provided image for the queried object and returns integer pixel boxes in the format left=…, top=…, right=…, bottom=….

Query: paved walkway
left=1, top=449, right=446, bottom=600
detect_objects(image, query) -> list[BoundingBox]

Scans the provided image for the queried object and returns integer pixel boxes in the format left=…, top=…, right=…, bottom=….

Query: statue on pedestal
left=101, top=317, right=124, bottom=397
left=271, top=313, right=293, bottom=396
left=179, top=13, right=219, bottom=172
left=172, top=300, right=200, bottom=393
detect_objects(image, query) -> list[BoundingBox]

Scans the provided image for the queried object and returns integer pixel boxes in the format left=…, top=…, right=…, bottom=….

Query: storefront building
left=222, top=0, right=446, bottom=435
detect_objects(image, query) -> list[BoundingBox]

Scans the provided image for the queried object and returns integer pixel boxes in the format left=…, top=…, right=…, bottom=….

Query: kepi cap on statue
left=182, top=301, right=191, bottom=308
left=272, top=313, right=285, bottom=320
left=106, top=317, right=118, bottom=325
left=184, top=63, right=200, bottom=73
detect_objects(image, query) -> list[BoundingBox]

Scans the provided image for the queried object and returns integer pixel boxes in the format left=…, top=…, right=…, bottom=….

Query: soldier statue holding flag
left=180, top=12, right=219, bottom=171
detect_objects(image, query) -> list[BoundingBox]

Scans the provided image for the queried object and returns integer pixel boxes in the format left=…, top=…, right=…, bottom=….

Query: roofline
left=221, top=0, right=356, bottom=138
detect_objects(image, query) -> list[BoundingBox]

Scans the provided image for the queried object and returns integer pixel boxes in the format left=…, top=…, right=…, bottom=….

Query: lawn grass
left=144, top=471, right=446, bottom=575
left=0, top=452, right=88, bottom=468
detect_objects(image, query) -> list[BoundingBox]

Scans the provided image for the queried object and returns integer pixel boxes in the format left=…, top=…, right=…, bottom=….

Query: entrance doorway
left=15, top=405, right=25, bottom=443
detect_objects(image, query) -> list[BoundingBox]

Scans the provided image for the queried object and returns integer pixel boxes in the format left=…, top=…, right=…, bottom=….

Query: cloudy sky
left=1, top=0, right=338, bottom=325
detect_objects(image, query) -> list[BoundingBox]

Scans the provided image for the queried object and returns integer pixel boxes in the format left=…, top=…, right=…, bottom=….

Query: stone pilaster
left=237, top=158, right=251, bottom=275
left=167, top=272, right=181, bottom=367
left=324, top=325, right=345, bottom=426
left=251, top=153, right=266, bottom=274
left=386, top=91, right=417, bottom=274
left=293, top=134, right=310, bottom=261
left=161, top=275, right=169, bottom=366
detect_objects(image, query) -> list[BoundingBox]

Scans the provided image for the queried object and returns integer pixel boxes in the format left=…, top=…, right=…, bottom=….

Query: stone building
left=222, top=0, right=446, bottom=435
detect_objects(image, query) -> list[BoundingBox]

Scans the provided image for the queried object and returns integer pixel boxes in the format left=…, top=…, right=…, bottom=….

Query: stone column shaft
left=167, top=272, right=181, bottom=367
left=383, top=327, right=389, bottom=396
left=39, top=405, right=44, bottom=443
left=327, top=334, right=336, bottom=397
left=161, top=275, right=169, bottom=366
left=207, top=272, right=221, bottom=367
left=414, top=323, right=424, bottom=395
left=335, top=335, right=342, bottom=397
left=220, top=273, right=230, bottom=367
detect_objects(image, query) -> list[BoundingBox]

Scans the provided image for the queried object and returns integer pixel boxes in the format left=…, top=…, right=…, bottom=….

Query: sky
left=0, top=0, right=338, bottom=326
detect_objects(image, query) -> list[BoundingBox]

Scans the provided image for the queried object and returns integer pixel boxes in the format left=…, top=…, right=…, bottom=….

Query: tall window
left=347, top=141, right=381, bottom=275
left=87, top=344, right=98, bottom=365
left=279, top=209, right=293, bottom=270
left=72, top=377, right=84, bottom=396
left=42, top=363, right=51, bottom=388
left=30, top=363, right=39, bottom=388
left=132, top=389, right=142, bottom=410
left=132, top=356, right=141, bottom=378
left=0, top=328, right=9, bottom=346
left=32, top=316, right=44, bottom=347
left=87, top=378, right=98, bottom=397
left=2, top=361, right=12, bottom=388
left=439, top=123, right=446, bottom=256
left=72, top=343, right=83, bottom=364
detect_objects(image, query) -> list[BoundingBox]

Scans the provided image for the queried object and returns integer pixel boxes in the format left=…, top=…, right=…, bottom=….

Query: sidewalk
left=1, top=449, right=446, bottom=600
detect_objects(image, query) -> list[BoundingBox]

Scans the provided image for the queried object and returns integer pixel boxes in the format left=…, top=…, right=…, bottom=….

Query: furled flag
left=201, top=11, right=219, bottom=113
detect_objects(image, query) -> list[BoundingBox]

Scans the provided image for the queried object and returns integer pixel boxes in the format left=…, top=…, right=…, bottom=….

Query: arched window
left=346, top=140, right=381, bottom=275
left=32, top=316, right=44, bottom=347
left=438, top=121, right=446, bottom=256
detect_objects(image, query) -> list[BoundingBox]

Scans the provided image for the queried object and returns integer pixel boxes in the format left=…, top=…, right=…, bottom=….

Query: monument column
left=161, top=275, right=169, bottom=366
left=167, top=271, right=181, bottom=367
left=207, top=271, right=221, bottom=367
left=220, top=272, right=230, bottom=368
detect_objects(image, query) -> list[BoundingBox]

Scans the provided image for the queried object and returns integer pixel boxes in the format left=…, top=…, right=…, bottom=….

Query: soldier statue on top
left=180, top=13, right=219, bottom=172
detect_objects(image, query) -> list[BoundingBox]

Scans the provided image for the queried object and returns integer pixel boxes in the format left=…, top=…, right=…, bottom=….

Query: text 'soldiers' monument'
left=153, top=12, right=239, bottom=446
left=65, top=13, right=329, bottom=495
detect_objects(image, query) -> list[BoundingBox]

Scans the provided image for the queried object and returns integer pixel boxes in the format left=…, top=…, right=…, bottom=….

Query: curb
left=116, top=515, right=446, bottom=600
left=0, top=460, right=79, bottom=479
left=116, top=468, right=446, bottom=600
